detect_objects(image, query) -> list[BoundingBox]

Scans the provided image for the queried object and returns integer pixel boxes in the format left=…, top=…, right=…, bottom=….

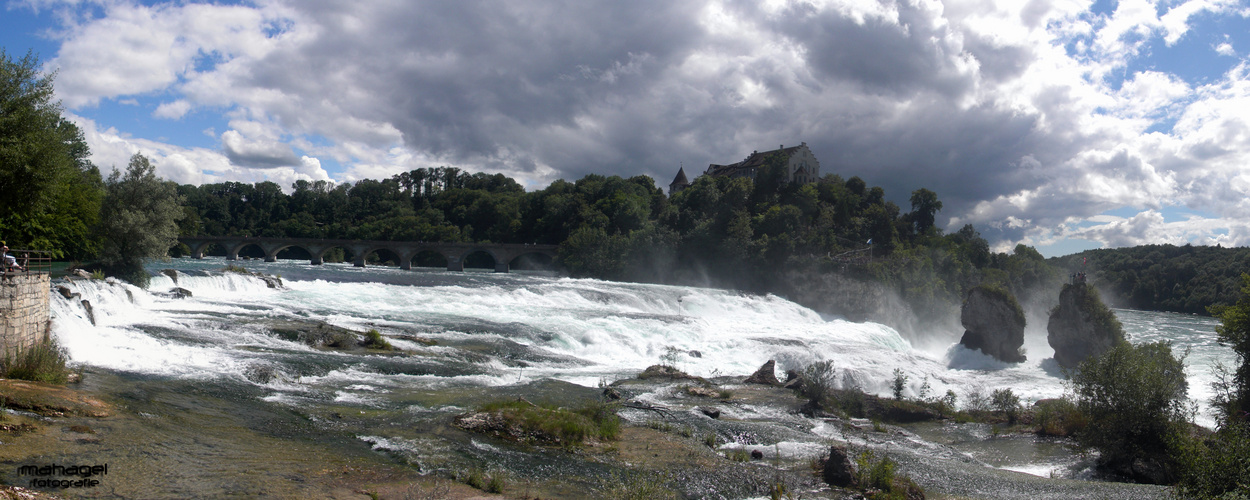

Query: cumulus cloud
left=18, top=0, right=1250, bottom=253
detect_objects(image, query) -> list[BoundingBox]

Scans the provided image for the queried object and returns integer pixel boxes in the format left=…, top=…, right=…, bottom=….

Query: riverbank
left=1, top=364, right=1175, bottom=499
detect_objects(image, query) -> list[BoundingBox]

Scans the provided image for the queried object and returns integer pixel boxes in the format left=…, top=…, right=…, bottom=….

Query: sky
left=3, top=0, right=1250, bottom=257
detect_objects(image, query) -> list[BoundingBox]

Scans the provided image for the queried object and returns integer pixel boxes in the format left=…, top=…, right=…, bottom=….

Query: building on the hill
left=669, top=165, right=690, bottom=195
left=670, top=143, right=820, bottom=196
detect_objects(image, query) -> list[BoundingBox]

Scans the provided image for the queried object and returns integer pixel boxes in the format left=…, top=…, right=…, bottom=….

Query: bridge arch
left=176, top=237, right=558, bottom=273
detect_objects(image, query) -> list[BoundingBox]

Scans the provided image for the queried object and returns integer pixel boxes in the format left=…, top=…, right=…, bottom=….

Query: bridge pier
left=354, top=255, right=367, bottom=267
left=309, top=256, right=323, bottom=265
left=447, top=256, right=464, bottom=272
left=495, top=261, right=509, bottom=273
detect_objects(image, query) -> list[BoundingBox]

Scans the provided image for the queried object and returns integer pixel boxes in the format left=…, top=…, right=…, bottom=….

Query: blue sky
left=4, top=0, right=1250, bottom=257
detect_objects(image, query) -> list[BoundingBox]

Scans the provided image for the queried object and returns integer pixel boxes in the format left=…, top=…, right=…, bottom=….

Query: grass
left=598, top=471, right=678, bottom=500
left=222, top=264, right=249, bottom=274
left=854, top=450, right=925, bottom=500
left=2, top=337, right=71, bottom=384
left=461, top=467, right=506, bottom=493
left=360, top=329, right=394, bottom=350
left=476, top=399, right=621, bottom=445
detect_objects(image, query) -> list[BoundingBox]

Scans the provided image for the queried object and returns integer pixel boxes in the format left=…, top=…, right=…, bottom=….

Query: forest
left=173, top=157, right=1061, bottom=322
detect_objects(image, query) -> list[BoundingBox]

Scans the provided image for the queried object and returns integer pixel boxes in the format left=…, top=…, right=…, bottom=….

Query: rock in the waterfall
left=699, top=407, right=721, bottom=419
left=57, top=286, right=80, bottom=300
left=161, top=269, right=179, bottom=284
left=81, top=300, right=96, bottom=326
left=743, top=360, right=780, bottom=385
left=170, top=287, right=194, bottom=299
left=71, top=269, right=92, bottom=279
left=822, top=445, right=858, bottom=487
left=1047, top=283, right=1125, bottom=369
left=958, top=285, right=1027, bottom=363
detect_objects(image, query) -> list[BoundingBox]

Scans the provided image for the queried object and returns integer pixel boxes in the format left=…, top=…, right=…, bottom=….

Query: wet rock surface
left=959, top=286, right=1026, bottom=363
left=1047, top=283, right=1125, bottom=369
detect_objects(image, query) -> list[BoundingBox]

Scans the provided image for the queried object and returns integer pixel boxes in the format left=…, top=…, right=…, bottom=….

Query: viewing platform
left=1, top=249, right=52, bottom=355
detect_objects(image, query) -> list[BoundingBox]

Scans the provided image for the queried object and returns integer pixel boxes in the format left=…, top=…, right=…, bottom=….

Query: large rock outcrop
left=959, top=285, right=1026, bottom=363
left=1047, top=283, right=1125, bottom=369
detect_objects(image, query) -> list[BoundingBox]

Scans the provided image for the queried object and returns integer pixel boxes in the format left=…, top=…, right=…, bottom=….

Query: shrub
left=1209, top=273, right=1250, bottom=419
left=2, top=337, right=70, bottom=384
left=891, top=369, right=908, bottom=400
left=1070, top=340, right=1189, bottom=470
left=854, top=450, right=925, bottom=500
left=991, top=388, right=1021, bottom=423
left=474, top=399, right=620, bottom=445
left=1033, top=398, right=1086, bottom=437
left=1173, top=421, right=1250, bottom=499
left=360, top=329, right=394, bottom=350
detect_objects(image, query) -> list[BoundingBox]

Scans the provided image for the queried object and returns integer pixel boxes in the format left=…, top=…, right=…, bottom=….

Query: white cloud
left=153, top=99, right=192, bottom=119
left=16, top=0, right=1250, bottom=253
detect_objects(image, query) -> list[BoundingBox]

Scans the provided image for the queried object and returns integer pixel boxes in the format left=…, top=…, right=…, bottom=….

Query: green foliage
left=854, top=450, right=925, bottom=500
left=1057, top=244, right=1250, bottom=314
left=599, top=471, right=678, bottom=499
left=97, top=153, right=184, bottom=288
left=476, top=399, right=620, bottom=445
left=1070, top=341, right=1189, bottom=466
left=1033, top=398, right=1086, bottom=437
left=0, top=50, right=104, bottom=259
left=361, top=329, right=394, bottom=350
left=891, top=368, right=908, bottom=400
left=991, top=388, right=1021, bottom=423
left=1210, top=273, right=1250, bottom=418
left=2, top=336, right=70, bottom=384
left=969, top=284, right=1025, bottom=326
left=1173, top=422, right=1250, bottom=499
left=1067, top=283, right=1126, bottom=342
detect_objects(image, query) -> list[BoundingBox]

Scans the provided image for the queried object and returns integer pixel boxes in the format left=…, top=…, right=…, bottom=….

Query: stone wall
left=0, top=273, right=50, bottom=355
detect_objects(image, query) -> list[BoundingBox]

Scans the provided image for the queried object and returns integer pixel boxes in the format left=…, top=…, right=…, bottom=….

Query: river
left=26, top=258, right=1236, bottom=498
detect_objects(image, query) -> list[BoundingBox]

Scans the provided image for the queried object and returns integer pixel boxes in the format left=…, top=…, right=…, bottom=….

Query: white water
left=49, top=258, right=1235, bottom=430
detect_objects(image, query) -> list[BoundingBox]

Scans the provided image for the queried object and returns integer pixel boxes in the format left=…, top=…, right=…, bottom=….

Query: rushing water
left=41, top=258, right=1237, bottom=495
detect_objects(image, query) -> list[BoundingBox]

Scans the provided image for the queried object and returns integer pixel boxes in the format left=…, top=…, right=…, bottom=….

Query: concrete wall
left=0, top=273, right=50, bottom=355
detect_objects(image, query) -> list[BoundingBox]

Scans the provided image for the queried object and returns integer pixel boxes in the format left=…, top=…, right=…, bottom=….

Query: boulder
left=1047, top=283, right=1125, bottom=369
left=822, top=445, right=858, bottom=487
left=56, top=286, right=80, bottom=300
left=81, top=300, right=96, bottom=326
left=170, top=287, right=193, bottom=299
left=699, top=407, right=721, bottom=419
left=959, top=286, right=1026, bottom=363
left=161, top=269, right=179, bottom=284
left=743, top=360, right=780, bottom=385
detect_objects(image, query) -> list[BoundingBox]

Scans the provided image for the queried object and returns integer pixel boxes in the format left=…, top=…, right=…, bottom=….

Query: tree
left=909, top=188, right=942, bottom=236
left=0, top=50, right=104, bottom=258
left=1070, top=340, right=1189, bottom=481
left=97, top=153, right=184, bottom=287
left=1210, top=273, right=1250, bottom=420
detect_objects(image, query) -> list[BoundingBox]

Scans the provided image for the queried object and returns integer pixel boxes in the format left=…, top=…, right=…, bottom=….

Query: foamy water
left=49, top=258, right=1235, bottom=429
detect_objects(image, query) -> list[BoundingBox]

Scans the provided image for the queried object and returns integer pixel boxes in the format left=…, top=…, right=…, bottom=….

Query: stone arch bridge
left=177, top=237, right=559, bottom=273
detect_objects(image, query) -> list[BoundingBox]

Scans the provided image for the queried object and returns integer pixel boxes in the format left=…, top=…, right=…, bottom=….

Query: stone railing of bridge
left=176, top=237, right=559, bottom=273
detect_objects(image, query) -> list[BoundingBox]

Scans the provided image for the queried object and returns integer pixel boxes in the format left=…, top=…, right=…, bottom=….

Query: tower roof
left=670, top=166, right=689, bottom=186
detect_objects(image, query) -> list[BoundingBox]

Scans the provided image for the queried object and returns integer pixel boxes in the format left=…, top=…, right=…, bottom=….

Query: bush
left=854, top=450, right=925, bottom=500
left=891, top=369, right=907, bottom=400
left=1033, top=398, right=1086, bottom=437
left=1173, top=421, right=1250, bottom=498
left=991, top=388, right=1021, bottom=423
left=2, top=337, right=70, bottom=384
left=1070, top=340, right=1189, bottom=472
left=360, top=329, right=394, bottom=350
left=474, top=399, right=620, bottom=445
